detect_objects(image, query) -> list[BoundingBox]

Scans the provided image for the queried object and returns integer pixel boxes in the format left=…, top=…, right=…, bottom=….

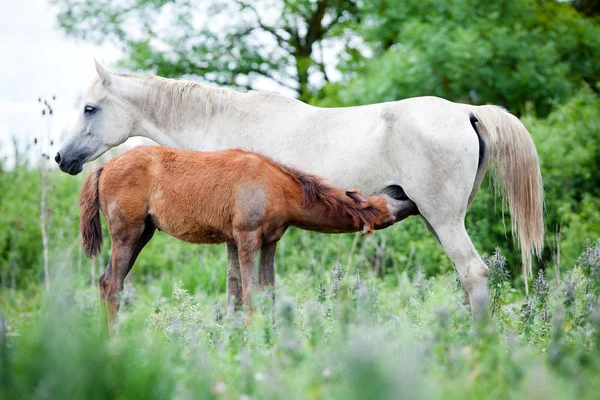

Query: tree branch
left=305, top=0, right=330, bottom=48
left=318, top=41, right=330, bottom=83
left=261, top=71, right=298, bottom=91
left=236, top=0, right=295, bottom=54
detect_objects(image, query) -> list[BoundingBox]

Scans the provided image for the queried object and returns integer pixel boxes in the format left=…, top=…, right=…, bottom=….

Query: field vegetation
left=2, top=0, right=600, bottom=398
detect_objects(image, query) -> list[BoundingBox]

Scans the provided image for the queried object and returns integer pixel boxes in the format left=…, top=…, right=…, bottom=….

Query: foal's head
left=55, top=60, right=141, bottom=175
left=345, top=190, right=399, bottom=234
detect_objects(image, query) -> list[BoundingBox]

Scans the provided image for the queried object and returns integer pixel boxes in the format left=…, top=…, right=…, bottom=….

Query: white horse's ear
left=94, top=58, right=112, bottom=86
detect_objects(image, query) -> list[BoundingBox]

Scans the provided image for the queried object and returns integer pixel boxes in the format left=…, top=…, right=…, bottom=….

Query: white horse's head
left=55, top=60, right=138, bottom=175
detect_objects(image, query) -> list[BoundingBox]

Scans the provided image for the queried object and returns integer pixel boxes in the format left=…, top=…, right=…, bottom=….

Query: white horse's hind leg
left=427, top=219, right=489, bottom=316
left=415, top=174, right=490, bottom=316
left=394, top=114, right=489, bottom=316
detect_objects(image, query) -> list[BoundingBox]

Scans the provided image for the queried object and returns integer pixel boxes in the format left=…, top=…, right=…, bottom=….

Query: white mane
left=145, top=75, right=237, bottom=120
left=87, top=73, right=244, bottom=124
left=137, top=74, right=240, bottom=122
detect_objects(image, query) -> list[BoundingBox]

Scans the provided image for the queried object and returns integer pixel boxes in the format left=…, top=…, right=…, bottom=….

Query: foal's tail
left=472, top=105, right=544, bottom=290
left=80, top=167, right=104, bottom=258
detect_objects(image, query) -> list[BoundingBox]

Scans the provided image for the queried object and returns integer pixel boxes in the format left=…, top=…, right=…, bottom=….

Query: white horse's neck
left=115, top=74, right=307, bottom=150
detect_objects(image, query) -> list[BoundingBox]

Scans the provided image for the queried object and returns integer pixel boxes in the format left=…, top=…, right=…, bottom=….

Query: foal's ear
left=346, top=190, right=365, bottom=203
left=94, top=58, right=112, bottom=86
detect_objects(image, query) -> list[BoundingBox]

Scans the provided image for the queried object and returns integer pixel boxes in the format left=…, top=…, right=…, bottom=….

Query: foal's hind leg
left=100, top=237, right=141, bottom=327
left=126, top=217, right=156, bottom=276
left=100, top=218, right=154, bottom=328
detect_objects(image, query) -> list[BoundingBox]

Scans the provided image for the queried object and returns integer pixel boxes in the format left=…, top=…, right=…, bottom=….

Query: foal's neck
left=292, top=202, right=364, bottom=234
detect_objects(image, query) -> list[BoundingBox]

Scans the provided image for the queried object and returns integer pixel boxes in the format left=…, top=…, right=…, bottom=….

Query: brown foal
left=79, top=146, right=418, bottom=324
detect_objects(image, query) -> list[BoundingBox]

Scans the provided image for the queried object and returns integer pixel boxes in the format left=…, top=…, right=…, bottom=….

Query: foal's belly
left=151, top=215, right=231, bottom=245
left=175, top=228, right=230, bottom=245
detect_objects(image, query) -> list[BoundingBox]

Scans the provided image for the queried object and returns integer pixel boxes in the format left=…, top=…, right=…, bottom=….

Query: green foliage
left=326, top=0, right=600, bottom=116
left=579, top=240, right=600, bottom=300
left=0, top=165, right=41, bottom=286
left=485, top=249, right=511, bottom=317
left=0, top=161, right=82, bottom=289
left=53, top=0, right=600, bottom=113
left=525, top=88, right=600, bottom=266
left=56, top=0, right=600, bottom=111
left=570, top=0, right=600, bottom=18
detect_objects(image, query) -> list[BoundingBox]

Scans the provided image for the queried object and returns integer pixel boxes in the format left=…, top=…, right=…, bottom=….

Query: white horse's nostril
left=54, top=152, right=61, bottom=164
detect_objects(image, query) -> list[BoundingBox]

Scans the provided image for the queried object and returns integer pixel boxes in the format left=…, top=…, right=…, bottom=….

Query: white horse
left=57, top=60, right=544, bottom=313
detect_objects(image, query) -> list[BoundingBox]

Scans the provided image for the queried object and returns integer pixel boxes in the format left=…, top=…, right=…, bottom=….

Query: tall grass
left=1, top=242, right=599, bottom=399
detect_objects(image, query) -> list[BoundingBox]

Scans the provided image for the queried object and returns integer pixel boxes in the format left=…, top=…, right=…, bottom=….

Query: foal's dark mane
left=237, top=149, right=389, bottom=228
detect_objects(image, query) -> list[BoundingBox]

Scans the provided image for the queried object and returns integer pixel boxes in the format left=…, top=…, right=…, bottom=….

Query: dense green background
left=1, top=1, right=599, bottom=398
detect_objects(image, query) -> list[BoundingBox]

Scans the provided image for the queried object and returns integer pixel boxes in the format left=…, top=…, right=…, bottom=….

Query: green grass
left=1, top=241, right=599, bottom=400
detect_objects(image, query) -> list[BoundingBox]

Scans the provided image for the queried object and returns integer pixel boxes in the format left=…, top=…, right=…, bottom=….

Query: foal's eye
left=84, top=105, right=96, bottom=115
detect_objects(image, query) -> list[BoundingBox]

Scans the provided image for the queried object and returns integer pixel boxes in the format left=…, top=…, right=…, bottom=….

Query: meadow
left=2, top=1, right=600, bottom=398
left=1, top=229, right=599, bottom=399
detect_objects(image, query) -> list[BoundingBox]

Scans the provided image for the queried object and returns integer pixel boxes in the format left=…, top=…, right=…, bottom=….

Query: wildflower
left=317, top=284, right=326, bottom=303
left=332, top=262, right=345, bottom=297
left=534, top=270, right=549, bottom=305
left=212, top=380, right=226, bottom=395
left=214, top=301, right=224, bottom=324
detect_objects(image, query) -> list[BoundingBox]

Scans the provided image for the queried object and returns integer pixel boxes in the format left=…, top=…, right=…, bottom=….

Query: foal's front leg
left=233, top=230, right=262, bottom=309
left=258, top=242, right=276, bottom=289
left=259, top=241, right=277, bottom=322
left=226, top=242, right=243, bottom=310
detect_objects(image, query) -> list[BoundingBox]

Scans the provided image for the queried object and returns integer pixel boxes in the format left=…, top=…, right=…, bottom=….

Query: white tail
left=474, top=105, right=544, bottom=292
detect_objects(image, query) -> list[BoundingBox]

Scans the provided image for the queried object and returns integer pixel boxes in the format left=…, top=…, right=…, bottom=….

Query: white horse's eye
left=84, top=105, right=96, bottom=114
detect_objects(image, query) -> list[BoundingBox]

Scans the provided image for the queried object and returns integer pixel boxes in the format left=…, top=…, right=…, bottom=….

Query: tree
left=53, top=0, right=359, bottom=102
left=323, top=0, right=600, bottom=116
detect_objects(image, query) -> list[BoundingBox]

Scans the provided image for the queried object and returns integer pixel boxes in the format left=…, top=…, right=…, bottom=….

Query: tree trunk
left=296, top=55, right=312, bottom=103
